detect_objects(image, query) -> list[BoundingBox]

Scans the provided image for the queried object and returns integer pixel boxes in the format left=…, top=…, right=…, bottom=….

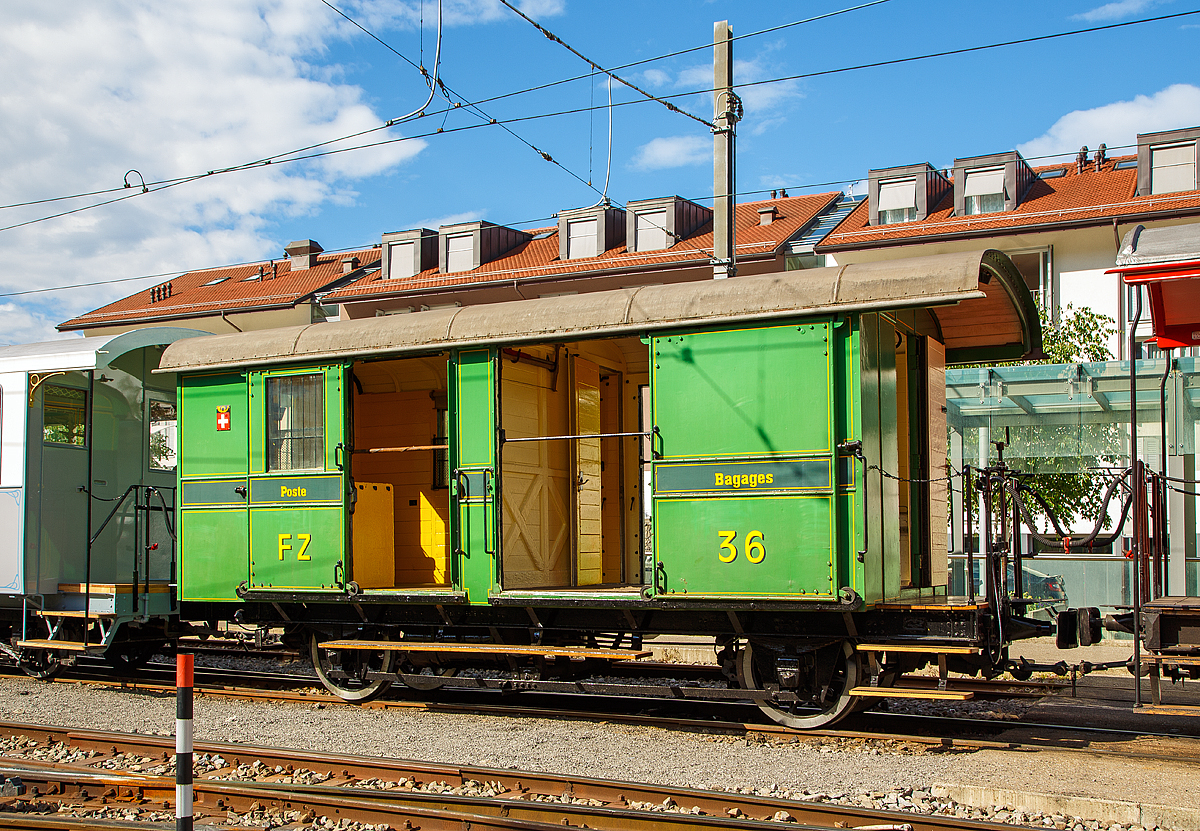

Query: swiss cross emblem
left=216, top=406, right=231, bottom=431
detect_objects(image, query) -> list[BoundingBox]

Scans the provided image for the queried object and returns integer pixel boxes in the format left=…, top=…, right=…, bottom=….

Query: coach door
left=449, top=348, right=499, bottom=604
left=246, top=365, right=348, bottom=592
left=178, top=372, right=250, bottom=601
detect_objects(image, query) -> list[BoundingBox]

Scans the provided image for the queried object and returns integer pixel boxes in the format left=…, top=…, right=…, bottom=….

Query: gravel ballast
left=0, top=672, right=1196, bottom=831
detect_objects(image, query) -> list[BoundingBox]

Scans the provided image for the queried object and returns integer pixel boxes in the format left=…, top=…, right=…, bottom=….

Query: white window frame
left=566, top=218, right=598, bottom=259
left=1150, top=143, right=1197, bottom=195
left=445, top=233, right=474, bottom=273
left=386, top=240, right=417, bottom=280
left=963, top=167, right=1006, bottom=215
left=634, top=210, right=669, bottom=252
left=877, top=177, right=917, bottom=225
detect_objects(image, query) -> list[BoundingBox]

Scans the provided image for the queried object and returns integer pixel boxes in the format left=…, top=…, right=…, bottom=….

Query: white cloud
left=631, top=135, right=709, bottom=170
left=0, top=1, right=430, bottom=341
left=641, top=68, right=672, bottom=88
left=1018, top=84, right=1200, bottom=160
left=660, top=56, right=802, bottom=133
left=409, top=210, right=485, bottom=229
left=1072, top=0, right=1161, bottom=22
left=346, top=0, right=563, bottom=30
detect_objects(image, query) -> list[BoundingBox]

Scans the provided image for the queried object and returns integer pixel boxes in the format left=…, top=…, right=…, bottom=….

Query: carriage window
left=433, top=404, right=449, bottom=489
left=149, top=399, right=178, bottom=471
left=43, top=385, right=87, bottom=446
left=267, top=374, right=325, bottom=471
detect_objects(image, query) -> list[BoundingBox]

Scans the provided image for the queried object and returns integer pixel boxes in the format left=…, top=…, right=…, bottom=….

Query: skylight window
left=201, top=276, right=229, bottom=286
left=1039, top=168, right=1067, bottom=179
left=1114, top=159, right=1138, bottom=170
left=963, top=167, right=1006, bottom=215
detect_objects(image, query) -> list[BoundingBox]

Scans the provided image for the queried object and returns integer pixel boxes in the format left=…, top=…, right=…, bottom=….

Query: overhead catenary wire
left=0, top=1, right=888, bottom=215
left=496, top=0, right=715, bottom=130
left=8, top=6, right=1193, bottom=229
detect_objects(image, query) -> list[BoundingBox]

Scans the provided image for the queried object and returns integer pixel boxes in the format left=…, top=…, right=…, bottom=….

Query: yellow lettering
left=732, top=475, right=740, bottom=489
left=296, top=533, right=311, bottom=561
left=758, top=474, right=766, bottom=485
left=741, top=474, right=750, bottom=487
left=766, top=473, right=773, bottom=484
left=718, top=530, right=737, bottom=562
left=745, top=530, right=766, bottom=564
left=280, top=485, right=288, bottom=497
left=300, top=487, right=306, bottom=497
left=715, top=472, right=723, bottom=487
left=278, top=533, right=291, bottom=560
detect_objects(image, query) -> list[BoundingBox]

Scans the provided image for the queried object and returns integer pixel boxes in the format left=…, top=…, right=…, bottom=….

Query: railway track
left=4, top=659, right=1198, bottom=768
left=0, top=720, right=1032, bottom=831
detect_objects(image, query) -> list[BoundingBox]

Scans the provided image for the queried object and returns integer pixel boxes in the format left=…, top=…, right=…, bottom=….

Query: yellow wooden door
left=573, top=356, right=602, bottom=585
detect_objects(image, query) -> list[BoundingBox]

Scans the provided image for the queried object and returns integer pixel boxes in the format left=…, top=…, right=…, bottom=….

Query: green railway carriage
left=161, top=249, right=1042, bottom=726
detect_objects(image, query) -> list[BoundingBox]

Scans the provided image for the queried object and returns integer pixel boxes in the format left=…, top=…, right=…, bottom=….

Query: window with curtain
left=267, top=374, right=325, bottom=471
left=964, top=167, right=1005, bottom=215
left=877, top=178, right=917, bottom=224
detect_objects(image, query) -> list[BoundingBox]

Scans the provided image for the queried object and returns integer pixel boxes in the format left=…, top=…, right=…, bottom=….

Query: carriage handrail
left=83, top=484, right=176, bottom=644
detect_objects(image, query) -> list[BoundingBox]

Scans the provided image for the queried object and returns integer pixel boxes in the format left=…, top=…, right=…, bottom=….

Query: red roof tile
left=59, top=248, right=380, bottom=330
left=819, top=157, right=1200, bottom=251
left=324, top=194, right=839, bottom=302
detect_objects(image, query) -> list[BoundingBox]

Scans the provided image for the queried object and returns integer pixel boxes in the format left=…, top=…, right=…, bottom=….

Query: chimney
left=1094, top=143, right=1107, bottom=171
left=1076, top=146, right=1088, bottom=175
left=757, top=205, right=778, bottom=225
left=284, top=239, right=324, bottom=270
left=341, top=256, right=360, bottom=274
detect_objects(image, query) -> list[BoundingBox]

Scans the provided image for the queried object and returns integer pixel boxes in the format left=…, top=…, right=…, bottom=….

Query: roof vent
left=149, top=282, right=173, bottom=303
left=1076, top=146, right=1088, bottom=175
left=1095, top=143, right=1107, bottom=171
left=757, top=205, right=778, bottom=226
left=285, top=239, right=324, bottom=270
left=341, top=256, right=360, bottom=274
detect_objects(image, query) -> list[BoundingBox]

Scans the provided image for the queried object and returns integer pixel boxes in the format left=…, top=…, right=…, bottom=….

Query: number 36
left=717, top=530, right=765, bottom=564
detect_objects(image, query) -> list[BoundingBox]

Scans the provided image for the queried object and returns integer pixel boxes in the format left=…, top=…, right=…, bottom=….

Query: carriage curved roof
left=159, top=249, right=1040, bottom=373
left=0, top=328, right=206, bottom=375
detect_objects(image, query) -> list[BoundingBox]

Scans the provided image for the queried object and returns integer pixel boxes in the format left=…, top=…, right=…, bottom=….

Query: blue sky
left=1, top=0, right=1198, bottom=343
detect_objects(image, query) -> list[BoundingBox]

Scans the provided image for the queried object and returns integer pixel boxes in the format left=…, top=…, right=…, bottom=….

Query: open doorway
left=349, top=355, right=451, bottom=590
left=499, top=336, right=646, bottom=590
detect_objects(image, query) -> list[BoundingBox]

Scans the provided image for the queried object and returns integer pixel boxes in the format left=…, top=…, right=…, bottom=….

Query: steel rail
left=0, top=735, right=1017, bottom=831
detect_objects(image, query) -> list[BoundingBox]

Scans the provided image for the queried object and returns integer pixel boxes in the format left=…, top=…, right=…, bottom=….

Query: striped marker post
left=176, top=653, right=194, bottom=831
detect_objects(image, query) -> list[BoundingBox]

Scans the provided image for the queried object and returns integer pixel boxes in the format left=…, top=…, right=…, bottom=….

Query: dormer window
left=1151, top=144, right=1196, bottom=194
left=1136, top=127, right=1200, bottom=197
left=387, top=241, right=416, bottom=279
left=380, top=229, right=436, bottom=280
left=963, top=167, right=1005, bottom=215
left=634, top=210, right=669, bottom=251
left=866, top=163, right=950, bottom=227
left=624, top=196, right=710, bottom=253
left=566, top=218, right=597, bottom=259
left=437, top=220, right=531, bottom=274
left=446, top=233, right=474, bottom=273
left=877, top=178, right=917, bottom=224
left=952, top=151, right=1033, bottom=217
left=557, top=206, right=625, bottom=261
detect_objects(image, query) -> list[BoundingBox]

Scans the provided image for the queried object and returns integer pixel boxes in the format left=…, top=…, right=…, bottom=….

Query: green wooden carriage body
left=171, top=251, right=1038, bottom=611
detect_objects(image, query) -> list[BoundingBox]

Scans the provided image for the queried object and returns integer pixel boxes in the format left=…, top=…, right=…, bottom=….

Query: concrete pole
left=712, top=20, right=735, bottom=280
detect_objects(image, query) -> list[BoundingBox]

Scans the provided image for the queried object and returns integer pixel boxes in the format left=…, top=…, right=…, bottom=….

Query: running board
left=850, top=685, right=974, bottom=700
left=15, top=639, right=102, bottom=654
left=320, top=640, right=650, bottom=660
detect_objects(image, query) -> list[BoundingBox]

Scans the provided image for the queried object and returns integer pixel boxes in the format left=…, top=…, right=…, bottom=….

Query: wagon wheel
left=310, top=634, right=397, bottom=703
left=20, top=649, right=62, bottom=681
left=738, top=640, right=860, bottom=729
left=105, top=640, right=164, bottom=674
left=396, top=655, right=459, bottom=691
